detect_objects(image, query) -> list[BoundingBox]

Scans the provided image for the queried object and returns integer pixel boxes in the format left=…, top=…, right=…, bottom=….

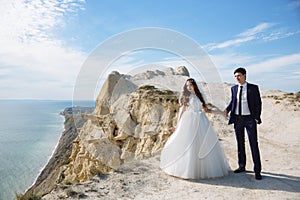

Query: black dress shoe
left=255, top=173, right=262, bottom=180
left=233, top=167, right=245, bottom=173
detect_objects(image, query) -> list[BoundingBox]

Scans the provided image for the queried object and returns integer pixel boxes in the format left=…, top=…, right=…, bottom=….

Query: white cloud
left=202, top=21, right=300, bottom=92
left=0, top=0, right=85, bottom=43
left=206, top=36, right=255, bottom=51
left=238, top=22, right=274, bottom=37
left=262, top=30, right=300, bottom=41
left=209, top=53, right=257, bottom=69
left=0, top=0, right=86, bottom=100
left=247, top=53, right=300, bottom=73
left=208, top=52, right=300, bottom=92
left=204, top=22, right=298, bottom=51
left=204, top=23, right=273, bottom=51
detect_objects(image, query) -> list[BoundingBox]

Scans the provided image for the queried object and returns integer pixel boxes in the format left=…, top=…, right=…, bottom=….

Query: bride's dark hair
left=180, top=78, right=206, bottom=107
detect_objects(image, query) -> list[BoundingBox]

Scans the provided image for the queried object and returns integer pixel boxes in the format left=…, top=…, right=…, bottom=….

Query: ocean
left=0, top=100, right=73, bottom=200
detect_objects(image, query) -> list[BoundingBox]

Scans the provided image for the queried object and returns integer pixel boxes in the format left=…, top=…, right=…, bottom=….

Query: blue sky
left=0, top=0, right=299, bottom=100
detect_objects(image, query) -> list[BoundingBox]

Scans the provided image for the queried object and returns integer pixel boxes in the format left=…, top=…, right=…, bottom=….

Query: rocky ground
left=42, top=90, right=300, bottom=200
left=25, top=67, right=300, bottom=200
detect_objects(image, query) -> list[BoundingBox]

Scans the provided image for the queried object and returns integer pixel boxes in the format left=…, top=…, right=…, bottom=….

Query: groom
left=225, top=67, right=262, bottom=180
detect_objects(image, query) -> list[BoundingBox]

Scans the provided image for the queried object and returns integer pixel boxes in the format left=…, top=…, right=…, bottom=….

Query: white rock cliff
left=62, top=67, right=189, bottom=183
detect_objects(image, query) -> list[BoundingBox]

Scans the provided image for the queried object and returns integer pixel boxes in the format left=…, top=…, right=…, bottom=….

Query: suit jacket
left=226, top=82, right=262, bottom=125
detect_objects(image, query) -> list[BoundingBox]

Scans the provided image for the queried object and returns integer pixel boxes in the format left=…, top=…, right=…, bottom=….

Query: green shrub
left=90, top=167, right=102, bottom=177
left=15, top=192, right=41, bottom=200
left=62, top=179, right=73, bottom=185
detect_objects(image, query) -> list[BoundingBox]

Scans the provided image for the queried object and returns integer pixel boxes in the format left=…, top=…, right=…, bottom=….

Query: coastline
left=26, top=114, right=66, bottom=193
left=24, top=106, right=94, bottom=197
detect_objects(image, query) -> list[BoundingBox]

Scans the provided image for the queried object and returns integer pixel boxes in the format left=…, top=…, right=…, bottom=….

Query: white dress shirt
left=235, top=82, right=251, bottom=115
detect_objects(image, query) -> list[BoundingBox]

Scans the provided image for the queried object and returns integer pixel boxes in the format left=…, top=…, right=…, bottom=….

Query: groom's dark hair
left=234, top=67, right=246, bottom=75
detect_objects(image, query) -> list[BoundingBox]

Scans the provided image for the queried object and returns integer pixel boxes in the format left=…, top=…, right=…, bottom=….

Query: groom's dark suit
left=226, top=82, right=262, bottom=173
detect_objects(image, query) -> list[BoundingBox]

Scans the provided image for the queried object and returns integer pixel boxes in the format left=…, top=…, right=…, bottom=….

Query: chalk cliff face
left=25, top=107, right=93, bottom=196
left=24, top=66, right=189, bottom=197
left=63, top=71, right=181, bottom=182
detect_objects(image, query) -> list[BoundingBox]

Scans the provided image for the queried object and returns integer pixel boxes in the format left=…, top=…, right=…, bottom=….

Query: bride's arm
left=177, top=105, right=187, bottom=123
left=172, top=105, right=186, bottom=132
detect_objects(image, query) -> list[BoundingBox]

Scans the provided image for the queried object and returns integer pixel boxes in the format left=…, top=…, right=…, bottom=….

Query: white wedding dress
left=160, top=94, right=229, bottom=179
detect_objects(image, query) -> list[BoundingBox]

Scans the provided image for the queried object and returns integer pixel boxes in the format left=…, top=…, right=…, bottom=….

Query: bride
left=160, top=78, right=229, bottom=179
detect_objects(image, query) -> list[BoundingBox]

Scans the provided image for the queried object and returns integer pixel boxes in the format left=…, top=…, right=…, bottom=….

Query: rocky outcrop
left=62, top=85, right=179, bottom=183
left=176, top=66, right=190, bottom=76
left=26, top=66, right=191, bottom=196
left=93, top=71, right=137, bottom=115
left=57, top=67, right=189, bottom=183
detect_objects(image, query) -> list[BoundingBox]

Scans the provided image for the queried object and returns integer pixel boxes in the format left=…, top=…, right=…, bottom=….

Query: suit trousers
left=234, top=115, right=262, bottom=173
